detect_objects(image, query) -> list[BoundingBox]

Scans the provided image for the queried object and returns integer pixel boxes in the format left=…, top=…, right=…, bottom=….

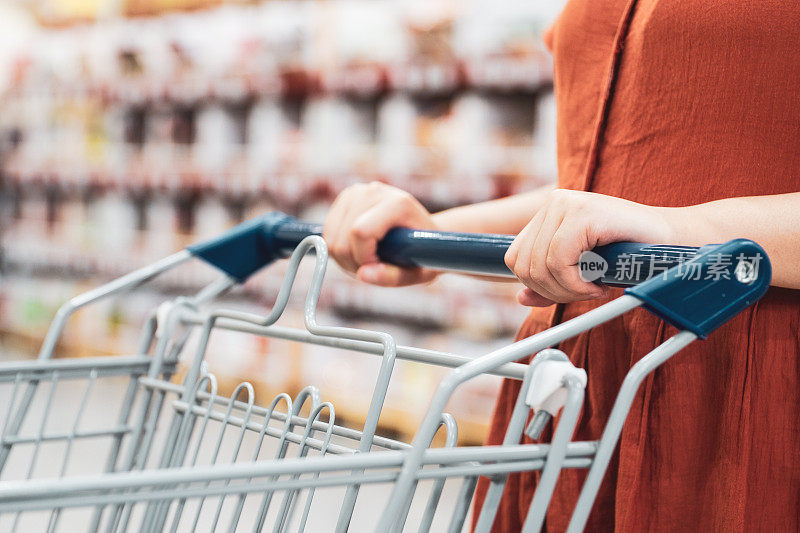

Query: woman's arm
left=664, top=193, right=800, bottom=289
left=432, top=182, right=556, bottom=234
left=323, top=181, right=798, bottom=298
left=505, top=189, right=800, bottom=307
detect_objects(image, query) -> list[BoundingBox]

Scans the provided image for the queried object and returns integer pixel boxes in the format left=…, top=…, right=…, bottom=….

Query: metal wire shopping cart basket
left=0, top=212, right=770, bottom=532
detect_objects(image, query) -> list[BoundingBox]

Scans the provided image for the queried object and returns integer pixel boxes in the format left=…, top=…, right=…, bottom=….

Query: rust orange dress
left=473, top=1, right=800, bottom=531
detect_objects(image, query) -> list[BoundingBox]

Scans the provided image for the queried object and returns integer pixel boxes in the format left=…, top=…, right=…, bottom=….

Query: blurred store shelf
left=0, top=0, right=561, bottom=445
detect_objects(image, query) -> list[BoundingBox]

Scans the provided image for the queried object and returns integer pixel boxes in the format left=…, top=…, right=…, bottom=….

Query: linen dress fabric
left=472, top=0, right=800, bottom=531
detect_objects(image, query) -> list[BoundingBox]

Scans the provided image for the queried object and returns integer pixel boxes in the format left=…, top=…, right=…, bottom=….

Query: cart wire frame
left=0, top=219, right=771, bottom=532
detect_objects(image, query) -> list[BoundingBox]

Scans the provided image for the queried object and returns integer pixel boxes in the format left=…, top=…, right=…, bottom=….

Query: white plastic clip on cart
left=0, top=213, right=770, bottom=532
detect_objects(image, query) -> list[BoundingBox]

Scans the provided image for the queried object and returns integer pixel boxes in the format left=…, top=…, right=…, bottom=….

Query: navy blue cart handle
left=189, top=212, right=706, bottom=287
left=188, top=212, right=771, bottom=339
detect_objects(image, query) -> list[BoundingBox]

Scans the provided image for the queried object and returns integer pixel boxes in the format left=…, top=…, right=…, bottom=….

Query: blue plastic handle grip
left=625, top=238, right=771, bottom=338
left=187, top=212, right=704, bottom=287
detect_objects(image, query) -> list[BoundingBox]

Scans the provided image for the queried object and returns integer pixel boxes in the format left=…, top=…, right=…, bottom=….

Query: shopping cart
left=0, top=212, right=770, bottom=532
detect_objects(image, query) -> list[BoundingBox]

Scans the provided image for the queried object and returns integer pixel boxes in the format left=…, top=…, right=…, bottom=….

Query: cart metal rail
left=0, top=213, right=770, bottom=532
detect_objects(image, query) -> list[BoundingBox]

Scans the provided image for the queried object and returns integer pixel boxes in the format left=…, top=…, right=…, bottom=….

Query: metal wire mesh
left=0, top=353, right=473, bottom=532
left=0, top=235, right=710, bottom=532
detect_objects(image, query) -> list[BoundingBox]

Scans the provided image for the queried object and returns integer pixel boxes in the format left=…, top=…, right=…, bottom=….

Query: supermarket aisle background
left=0, top=0, right=562, bottom=515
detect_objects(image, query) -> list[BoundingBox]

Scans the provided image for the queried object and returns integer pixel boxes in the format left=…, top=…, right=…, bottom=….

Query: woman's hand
left=504, top=189, right=674, bottom=307
left=323, top=181, right=439, bottom=286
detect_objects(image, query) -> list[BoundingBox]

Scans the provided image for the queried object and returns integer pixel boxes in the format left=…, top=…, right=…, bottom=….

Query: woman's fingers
left=349, top=193, right=420, bottom=267
left=530, top=207, right=568, bottom=299
left=357, top=263, right=437, bottom=287
left=506, top=210, right=540, bottom=278
left=324, top=195, right=359, bottom=273
left=505, top=206, right=543, bottom=268
left=323, top=182, right=439, bottom=286
left=516, top=288, right=556, bottom=307
left=324, top=183, right=386, bottom=273
left=335, top=202, right=366, bottom=274
left=508, top=212, right=565, bottom=304
left=509, top=210, right=558, bottom=299
left=547, top=219, right=608, bottom=298
left=507, top=191, right=610, bottom=305
left=322, top=191, right=348, bottom=248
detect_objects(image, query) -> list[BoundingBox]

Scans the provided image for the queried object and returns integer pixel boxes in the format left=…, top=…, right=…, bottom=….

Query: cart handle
left=188, top=212, right=771, bottom=337
left=188, top=212, right=702, bottom=287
